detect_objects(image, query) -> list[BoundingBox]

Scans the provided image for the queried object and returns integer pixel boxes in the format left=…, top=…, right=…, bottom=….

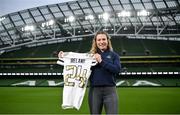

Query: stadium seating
left=0, top=38, right=179, bottom=74
left=0, top=38, right=180, bottom=58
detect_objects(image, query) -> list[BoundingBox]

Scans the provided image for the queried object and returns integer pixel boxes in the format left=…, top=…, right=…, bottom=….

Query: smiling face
left=96, top=34, right=108, bottom=52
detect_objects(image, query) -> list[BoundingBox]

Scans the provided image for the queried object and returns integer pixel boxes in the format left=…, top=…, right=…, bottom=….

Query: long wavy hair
left=90, top=31, right=113, bottom=54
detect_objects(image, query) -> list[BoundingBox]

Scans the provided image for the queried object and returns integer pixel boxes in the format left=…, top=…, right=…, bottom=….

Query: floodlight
left=22, top=25, right=35, bottom=31
left=41, top=20, right=55, bottom=28
left=41, top=23, right=46, bottom=28
left=118, top=11, right=131, bottom=17
left=123, top=26, right=127, bottom=30
left=102, top=13, right=109, bottom=21
left=103, top=28, right=108, bottom=31
left=85, top=15, right=94, bottom=20
left=64, top=16, right=75, bottom=23
left=137, top=10, right=150, bottom=16
left=85, top=30, right=89, bottom=32
left=64, top=18, right=68, bottom=23
left=48, top=20, right=54, bottom=26
left=68, top=16, right=75, bottom=22
left=98, top=13, right=109, bottom=21
left=0, top=17, right=6, bottom=22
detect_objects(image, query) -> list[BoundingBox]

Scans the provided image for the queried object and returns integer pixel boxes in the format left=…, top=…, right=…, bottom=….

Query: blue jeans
left=88, top=86, right=118, bottom=114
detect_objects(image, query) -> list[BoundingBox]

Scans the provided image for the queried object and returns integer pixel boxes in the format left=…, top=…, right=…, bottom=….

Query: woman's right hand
left=58, top=51, right=64, bottom=58
left=94, top=53, right=102, bottom=63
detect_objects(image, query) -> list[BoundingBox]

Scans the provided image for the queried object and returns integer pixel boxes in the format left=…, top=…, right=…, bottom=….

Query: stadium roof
left=0, top=0, right=74, bottom=16
left=0, top=0, right=180, bottom=51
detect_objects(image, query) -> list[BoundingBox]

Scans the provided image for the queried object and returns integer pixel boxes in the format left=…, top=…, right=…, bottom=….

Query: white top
left=57, top=52, right=96, bottom=110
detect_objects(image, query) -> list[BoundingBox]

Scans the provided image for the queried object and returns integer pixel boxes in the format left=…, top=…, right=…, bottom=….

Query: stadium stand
left=0, top=38, right=180, bottom=58
left=0, top=38, right=180, bottom=81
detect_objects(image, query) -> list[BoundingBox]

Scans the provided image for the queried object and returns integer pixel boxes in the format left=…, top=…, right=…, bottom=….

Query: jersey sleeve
left=90, top=54, right=97, bottom=66
left=57, top=57, right=64, bottom=66
left=56, top=52, right=70, bottom=66
left=91, top=59, right=97, bottom=66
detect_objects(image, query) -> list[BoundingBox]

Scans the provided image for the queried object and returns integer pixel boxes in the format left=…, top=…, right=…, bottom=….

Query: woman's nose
left=100, top=40, right=104, bottom=43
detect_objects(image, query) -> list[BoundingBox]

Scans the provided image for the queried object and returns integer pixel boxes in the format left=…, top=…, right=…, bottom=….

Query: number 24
left=64, top=65, right=87, bottom=88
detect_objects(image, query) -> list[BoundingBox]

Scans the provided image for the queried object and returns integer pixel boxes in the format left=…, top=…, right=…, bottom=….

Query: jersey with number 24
left=57, top=52, right=96, bottom=110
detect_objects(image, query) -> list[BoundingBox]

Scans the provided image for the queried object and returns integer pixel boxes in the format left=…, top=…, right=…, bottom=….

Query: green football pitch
left=0, top=87, right=180, bottom=114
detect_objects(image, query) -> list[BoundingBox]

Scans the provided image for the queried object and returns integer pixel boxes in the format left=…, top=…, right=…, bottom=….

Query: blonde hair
left=90, top=31, right=113, bottom=54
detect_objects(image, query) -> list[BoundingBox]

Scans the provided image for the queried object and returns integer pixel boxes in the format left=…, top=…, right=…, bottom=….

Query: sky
left=0, top=0, right=75, bottom=16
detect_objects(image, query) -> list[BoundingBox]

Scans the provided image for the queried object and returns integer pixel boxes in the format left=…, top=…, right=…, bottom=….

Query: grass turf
left=0, top=87, right=180, bottom=114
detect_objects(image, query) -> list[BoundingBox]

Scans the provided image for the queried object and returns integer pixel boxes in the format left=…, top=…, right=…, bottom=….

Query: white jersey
left=57, top=52, right=96, bottom=110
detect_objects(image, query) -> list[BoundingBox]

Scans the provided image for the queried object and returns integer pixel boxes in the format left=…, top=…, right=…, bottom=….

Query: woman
left=88, top=31, right=121, bottom=114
